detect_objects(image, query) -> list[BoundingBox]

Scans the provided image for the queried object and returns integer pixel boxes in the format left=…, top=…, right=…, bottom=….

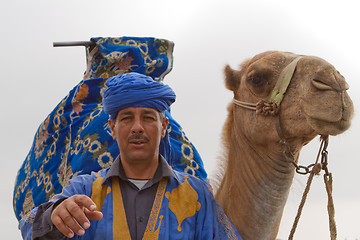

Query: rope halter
left=233, top=56, right=302, bottom=115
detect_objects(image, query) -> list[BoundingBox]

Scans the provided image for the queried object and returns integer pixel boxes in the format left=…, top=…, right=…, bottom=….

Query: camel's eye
left=248, top=75, right=266, bottom=87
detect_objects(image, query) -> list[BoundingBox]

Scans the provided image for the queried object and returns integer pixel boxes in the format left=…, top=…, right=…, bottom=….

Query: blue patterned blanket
left=13, top=37, right=207, bottom=221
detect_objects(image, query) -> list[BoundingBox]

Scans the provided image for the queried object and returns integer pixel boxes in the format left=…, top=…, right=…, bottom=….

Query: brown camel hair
left=214, top=51, right=354, bottom=240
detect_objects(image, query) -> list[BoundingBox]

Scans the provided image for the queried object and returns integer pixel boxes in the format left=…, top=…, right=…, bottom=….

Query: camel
left=214, top=51, right=354, bottom=240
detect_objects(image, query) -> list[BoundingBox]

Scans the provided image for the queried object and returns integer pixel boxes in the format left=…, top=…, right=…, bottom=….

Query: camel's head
left=224, top=51, right=354, bottom=147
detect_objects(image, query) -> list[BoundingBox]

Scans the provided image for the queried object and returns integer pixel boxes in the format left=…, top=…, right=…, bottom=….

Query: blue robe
left=19, top=167, right=242, bottom=240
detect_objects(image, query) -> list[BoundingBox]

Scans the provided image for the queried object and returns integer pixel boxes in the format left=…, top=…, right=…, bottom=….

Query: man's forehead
left=117, top=107, right=159, bottom=115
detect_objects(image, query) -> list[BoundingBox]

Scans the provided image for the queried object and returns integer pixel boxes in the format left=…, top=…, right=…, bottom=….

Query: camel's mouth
left=305, top=114, right=352, bottom=136
left=300, top=91, right=354, bottom=136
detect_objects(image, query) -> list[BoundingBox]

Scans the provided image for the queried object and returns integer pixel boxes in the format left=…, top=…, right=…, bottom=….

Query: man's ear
left=161, top=117, right=169, bottom=138
left=108, top=119, right=116, bottom=139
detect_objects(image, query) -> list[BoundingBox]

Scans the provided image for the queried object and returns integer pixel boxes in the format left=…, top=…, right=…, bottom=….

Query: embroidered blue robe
left=20, top=168, right=242, bottom=240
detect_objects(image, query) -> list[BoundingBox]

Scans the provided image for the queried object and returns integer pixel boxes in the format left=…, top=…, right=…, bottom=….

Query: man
left=23, top=72, right=242, bottom=239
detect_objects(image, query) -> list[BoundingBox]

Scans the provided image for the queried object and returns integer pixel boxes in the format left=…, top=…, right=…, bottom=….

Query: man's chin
left=126, top=152, right=154, bottom=163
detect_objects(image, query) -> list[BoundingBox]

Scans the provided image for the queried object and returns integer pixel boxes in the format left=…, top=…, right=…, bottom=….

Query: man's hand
left=51, top=194, right=103, bottom=238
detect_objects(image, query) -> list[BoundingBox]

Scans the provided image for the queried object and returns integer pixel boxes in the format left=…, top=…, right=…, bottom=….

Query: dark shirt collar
left=103, top=155, right=178, bottom=185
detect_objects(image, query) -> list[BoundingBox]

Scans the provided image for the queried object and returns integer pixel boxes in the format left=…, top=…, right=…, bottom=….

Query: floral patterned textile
left=13, top=37, right=207, bottom=221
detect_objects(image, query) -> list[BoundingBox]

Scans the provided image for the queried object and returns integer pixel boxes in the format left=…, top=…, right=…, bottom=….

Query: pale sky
left=1, top=0, right=359, bottom=239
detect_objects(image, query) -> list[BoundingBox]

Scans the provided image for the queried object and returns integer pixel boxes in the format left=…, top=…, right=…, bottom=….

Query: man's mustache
left=128, top=134, right=149, bottom=142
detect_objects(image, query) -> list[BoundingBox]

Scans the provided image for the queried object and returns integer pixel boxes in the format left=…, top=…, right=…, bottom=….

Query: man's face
left=108, top=107, right=168, bottom=164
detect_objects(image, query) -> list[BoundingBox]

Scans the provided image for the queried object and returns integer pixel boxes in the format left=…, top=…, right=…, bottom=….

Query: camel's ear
left=224, top=65, right=241, bottom=92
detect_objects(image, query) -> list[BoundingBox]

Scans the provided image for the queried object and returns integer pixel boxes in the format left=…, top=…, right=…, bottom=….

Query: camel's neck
left=215, top=119, right=298, bottom=240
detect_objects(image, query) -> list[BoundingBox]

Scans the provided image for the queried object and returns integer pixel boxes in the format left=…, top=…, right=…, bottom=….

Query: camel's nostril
left=311, top=79, right=333, bottom=90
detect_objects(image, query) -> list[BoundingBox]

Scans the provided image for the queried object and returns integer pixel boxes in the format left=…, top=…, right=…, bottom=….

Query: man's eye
left=145, top=116, right=156, bottom=120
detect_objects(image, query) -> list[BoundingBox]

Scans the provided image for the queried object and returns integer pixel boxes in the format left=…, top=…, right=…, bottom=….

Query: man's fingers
left=72, top=195, right=100, bottom=227
left=61, top=201, right=88, bottom=234
left=73, top=195, right=102, bottom=221
left=84, top=208, right=103, bottom=221
left=68, top=195, right=97, bottom=229
left=73, top=195, right=97, bottom=212
left=51, top=214, right=76, bottom=238
left=51, top=195, right=98, bottom=237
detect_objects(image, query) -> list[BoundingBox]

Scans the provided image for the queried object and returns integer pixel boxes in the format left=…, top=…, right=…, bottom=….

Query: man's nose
left=131, top=118, right=144, bottom=134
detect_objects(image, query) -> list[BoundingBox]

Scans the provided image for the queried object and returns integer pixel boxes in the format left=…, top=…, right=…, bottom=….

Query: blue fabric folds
left=87, top=37, right=174, bottom=81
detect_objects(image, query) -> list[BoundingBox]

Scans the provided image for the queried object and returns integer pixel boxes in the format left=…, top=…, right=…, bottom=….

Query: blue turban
left=103, top=72, right=176, bottom=119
